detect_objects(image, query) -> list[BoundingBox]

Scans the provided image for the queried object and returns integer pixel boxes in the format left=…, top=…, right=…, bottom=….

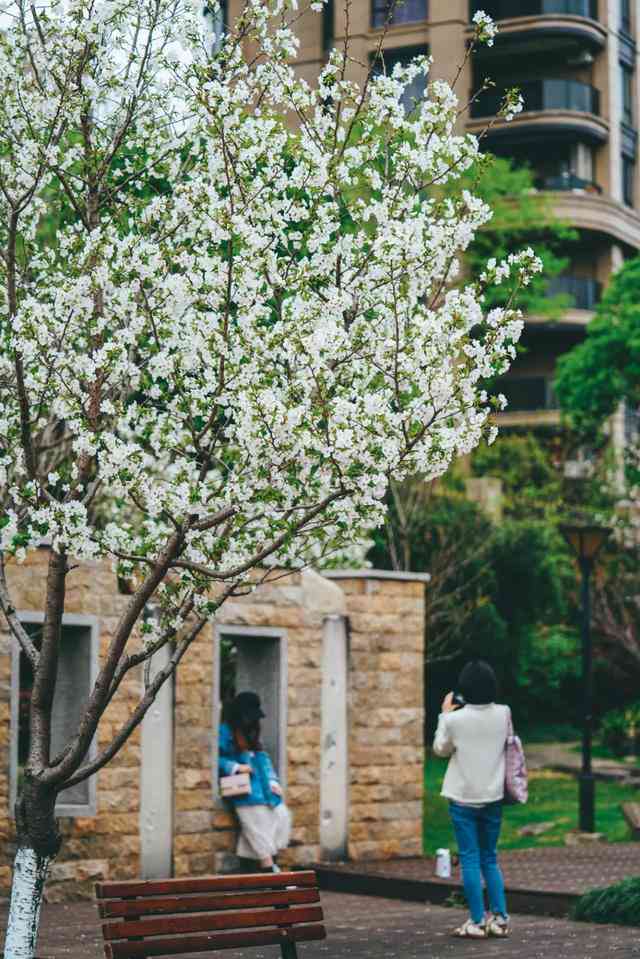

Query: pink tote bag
left=504, top=711, right=528, bottom=805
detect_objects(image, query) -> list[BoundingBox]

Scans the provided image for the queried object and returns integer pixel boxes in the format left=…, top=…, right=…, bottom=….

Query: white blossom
left=0, top=0, right=541, bottom=615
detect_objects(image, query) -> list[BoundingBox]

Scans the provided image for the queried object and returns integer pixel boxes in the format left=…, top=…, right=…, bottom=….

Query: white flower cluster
left=500, top=88, right=525, bottom=123
left=0, top=0, right=541, bottom=610
left=472, top=10, right=498, bottom=47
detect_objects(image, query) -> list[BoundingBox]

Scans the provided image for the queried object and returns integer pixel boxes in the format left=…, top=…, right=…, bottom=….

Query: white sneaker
left=453, top=919, right=487, bottom=938
left=485, top=913, right=510, bottom=938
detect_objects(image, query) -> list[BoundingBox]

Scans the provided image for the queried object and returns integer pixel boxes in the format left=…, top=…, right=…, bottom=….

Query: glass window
left=622, top=154, right=635, bottom=206
left=323, top=0, right=335, bottom=52
left=203, top=1, right=227, bottom=54
left=12, top=617, right=98, bottom=816
left=372, top=0, right=428, bottom=29
left=371, top=46, right=428, bottom=114
left=621, top=65, right=634, bottom=126
left=621, top=0, right=632, bottom=35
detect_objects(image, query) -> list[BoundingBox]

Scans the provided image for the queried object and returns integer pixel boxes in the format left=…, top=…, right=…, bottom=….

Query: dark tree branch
left=0, top=552, right=40, bottom=666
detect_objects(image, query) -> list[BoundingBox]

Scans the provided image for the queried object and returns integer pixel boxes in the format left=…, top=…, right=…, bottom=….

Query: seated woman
left=219, top=691, right=291, bottom=873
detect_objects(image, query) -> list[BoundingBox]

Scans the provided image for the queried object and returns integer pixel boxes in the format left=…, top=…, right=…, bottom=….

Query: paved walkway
left=1, top=892, right=639, bottom=959
left=321, top=843, right=640, bottom=896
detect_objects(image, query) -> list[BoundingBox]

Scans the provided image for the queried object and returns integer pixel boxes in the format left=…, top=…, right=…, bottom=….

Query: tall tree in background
left=555, top=256, right=640, bottom=676
left=0, top=2, right=537, bottom=954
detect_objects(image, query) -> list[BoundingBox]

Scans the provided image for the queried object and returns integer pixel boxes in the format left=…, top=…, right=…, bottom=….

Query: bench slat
left=105, top=922, right=327, bottom=958
left=96, top=871, right=316, bottom=900
left=104, top=904, right=324, bottom=941
left=99, top=887, right=320, bottom=919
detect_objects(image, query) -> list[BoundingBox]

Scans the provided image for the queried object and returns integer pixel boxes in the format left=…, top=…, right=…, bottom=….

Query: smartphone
left=452, top=692, right=466, bottom=709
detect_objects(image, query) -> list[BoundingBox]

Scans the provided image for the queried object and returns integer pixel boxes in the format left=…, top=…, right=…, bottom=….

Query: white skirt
left=236, top=803, right=292, bottom=861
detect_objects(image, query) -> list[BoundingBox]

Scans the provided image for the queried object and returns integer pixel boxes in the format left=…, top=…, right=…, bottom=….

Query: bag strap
left=506, top=707, right=514, bottom=741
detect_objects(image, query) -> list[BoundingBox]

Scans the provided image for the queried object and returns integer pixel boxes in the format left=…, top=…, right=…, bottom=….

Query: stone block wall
left=0, top=551, right=142, bottom=901
left=0, top=559, right=426, bottom=900
left=325, top=573, right=425, bottom=861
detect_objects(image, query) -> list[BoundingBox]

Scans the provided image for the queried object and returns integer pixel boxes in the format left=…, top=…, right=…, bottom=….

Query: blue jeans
left=449, top=801, right=508, bottom=924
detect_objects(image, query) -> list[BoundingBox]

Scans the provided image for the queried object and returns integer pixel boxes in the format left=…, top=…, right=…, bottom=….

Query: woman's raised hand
left=442, top=692, right=460, bottom=714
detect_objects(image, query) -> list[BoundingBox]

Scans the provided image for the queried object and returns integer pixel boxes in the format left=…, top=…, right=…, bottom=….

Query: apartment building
left=222, top=0, right=640, bottom=431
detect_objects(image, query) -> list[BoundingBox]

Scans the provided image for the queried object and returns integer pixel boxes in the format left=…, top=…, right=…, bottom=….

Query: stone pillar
left=323, top=570, right=427, bottom=862
left=320, top=614, right=349, bottom=861
left=140, top=644, right=174, bottom=879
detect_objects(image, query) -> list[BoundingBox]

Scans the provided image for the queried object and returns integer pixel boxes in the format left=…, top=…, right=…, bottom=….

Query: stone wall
left=0, top=551, right=142, bottom=901
left=326, top=573, right=425, bottom=861
left=0, top=558, right=426, bottom=900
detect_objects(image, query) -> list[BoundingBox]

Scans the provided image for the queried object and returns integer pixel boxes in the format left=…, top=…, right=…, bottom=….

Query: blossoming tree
left=0, top=0, right=536, bottom=954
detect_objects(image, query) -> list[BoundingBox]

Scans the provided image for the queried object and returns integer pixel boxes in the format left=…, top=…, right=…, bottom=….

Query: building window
left=323, top=0, right=335, bottom=52
left=621, top=64, right=634, bottom=126
left=203, top=1, right=227, bottom=54
left=11, top=614, right=99, bottom=817
left=213, top=625, right=288, bottom=799
left=372, top=0, right=428, bottom=29
left=371, top=45, right=428, bottom=114
left=622, top=154, right=635, bottom=206
left=499, top=377, right=558, bottom=413
left=621, top=0, right=632, bottom=35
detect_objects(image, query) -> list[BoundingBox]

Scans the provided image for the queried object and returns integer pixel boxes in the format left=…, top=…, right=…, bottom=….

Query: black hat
left=228, top=691, right=265, bottom=725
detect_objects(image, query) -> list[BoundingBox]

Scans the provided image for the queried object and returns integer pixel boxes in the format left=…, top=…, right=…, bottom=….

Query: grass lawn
left=424, top=752, right=640, bottom=856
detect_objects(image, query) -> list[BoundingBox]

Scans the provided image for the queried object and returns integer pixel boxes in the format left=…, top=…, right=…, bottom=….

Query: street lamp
left=559, top=522, right=612, bottom=834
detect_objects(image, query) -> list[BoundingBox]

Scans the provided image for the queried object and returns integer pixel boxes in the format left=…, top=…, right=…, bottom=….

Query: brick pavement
left=319, top=842, right=640, bottom=915
left=2, top=891, right=640, bottom=959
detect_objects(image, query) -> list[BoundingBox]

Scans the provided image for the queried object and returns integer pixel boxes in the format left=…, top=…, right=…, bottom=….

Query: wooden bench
left=95, top=870, right=326, bottom=958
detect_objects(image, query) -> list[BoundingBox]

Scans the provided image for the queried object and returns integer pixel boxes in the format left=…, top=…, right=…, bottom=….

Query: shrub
left=600, top=703, right=640, bottom=757
left=572, top=877, right=640, bottom=926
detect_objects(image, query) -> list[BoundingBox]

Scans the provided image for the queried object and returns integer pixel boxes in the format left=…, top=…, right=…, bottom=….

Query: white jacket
left=433, top=703, right=510, bottom=804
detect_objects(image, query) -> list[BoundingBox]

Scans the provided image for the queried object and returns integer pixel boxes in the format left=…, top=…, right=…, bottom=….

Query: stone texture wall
left=325, top=573, right=425, bottom=861
left=0, top=551, right=141, bottom=901
left=0, top=559, right=425, bottom=900
left=173, top=570, right=332, bottom=876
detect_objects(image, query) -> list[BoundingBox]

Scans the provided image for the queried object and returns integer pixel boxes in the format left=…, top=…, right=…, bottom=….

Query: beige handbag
left=220, top=772, right=251, bottom=798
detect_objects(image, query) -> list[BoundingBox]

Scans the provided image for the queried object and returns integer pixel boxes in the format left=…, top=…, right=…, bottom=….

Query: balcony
left=372, top=0, right=428, bottom=28
left=540, top=172, right=602, bottom=193
left=469, top=1, right=605, bottom=53
left=471, top=1, right=597, bottom=19
left=546, top=275, right=601, bottom=310
left=499, top=377, right=558, bottom=413
left=472, top=78, right=599, bottom=119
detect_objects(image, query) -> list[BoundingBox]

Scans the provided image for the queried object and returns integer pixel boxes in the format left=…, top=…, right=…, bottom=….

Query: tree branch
left=0, top=551, right=39, bottom=666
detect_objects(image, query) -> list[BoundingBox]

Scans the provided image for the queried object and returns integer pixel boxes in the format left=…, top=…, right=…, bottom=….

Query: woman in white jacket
left=433, top=660, right=510, bottom=940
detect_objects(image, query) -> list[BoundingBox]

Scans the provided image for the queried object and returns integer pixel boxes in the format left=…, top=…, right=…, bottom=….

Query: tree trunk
left=4, top=781, right=61, bottom=959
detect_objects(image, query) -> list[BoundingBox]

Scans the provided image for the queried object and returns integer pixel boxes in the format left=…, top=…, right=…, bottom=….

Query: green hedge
left=572, top=877, right=640, bottom=926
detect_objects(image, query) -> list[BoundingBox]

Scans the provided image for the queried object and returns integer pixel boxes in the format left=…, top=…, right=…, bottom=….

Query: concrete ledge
left=314, top=865, right=576, bottom=919
left=322, top=568, right=431, bottom=583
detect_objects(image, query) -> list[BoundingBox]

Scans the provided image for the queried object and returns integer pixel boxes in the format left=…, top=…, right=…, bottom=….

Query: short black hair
left=457, top=660, right=498, bottom=705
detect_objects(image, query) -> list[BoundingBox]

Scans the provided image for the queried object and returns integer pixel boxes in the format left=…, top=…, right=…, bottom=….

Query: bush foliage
left=573, top=877, right=640, bottom=926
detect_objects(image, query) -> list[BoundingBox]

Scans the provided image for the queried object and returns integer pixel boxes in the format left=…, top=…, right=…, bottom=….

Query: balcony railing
left=470, top=1, right=598, bottom=20
left=372, top=0, right=428, bottom=28
left=540, top=172, right=602, bottom=193
left=500, top=377, right=558, bottom=413
left=472, top=78, right=600, bottom=118
left=547, top=275, right=602, bottom=310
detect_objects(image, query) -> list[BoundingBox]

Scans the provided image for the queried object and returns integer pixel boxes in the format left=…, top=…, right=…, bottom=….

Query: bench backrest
left=95, top=871, right=326, bottom=958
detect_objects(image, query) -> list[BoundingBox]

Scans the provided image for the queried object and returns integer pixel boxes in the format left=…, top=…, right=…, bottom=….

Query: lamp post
left=560, top=522, right=611, bottom=834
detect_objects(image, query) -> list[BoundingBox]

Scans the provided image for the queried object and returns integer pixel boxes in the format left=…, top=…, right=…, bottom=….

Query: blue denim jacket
left=218, top=723, right=282, bottom=808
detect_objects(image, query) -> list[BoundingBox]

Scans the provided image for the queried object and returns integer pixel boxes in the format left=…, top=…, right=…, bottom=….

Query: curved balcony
left=470, top=79, right=607, bottom=146
left=469, top=1, right=605, bottom=52
left=540, top=172, right=602, bottom=193
left=472, top=1, right=597, bottom=19
left=473, top=79, right=599, bottom=118
left=547, top=275, right=601, bottom=310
